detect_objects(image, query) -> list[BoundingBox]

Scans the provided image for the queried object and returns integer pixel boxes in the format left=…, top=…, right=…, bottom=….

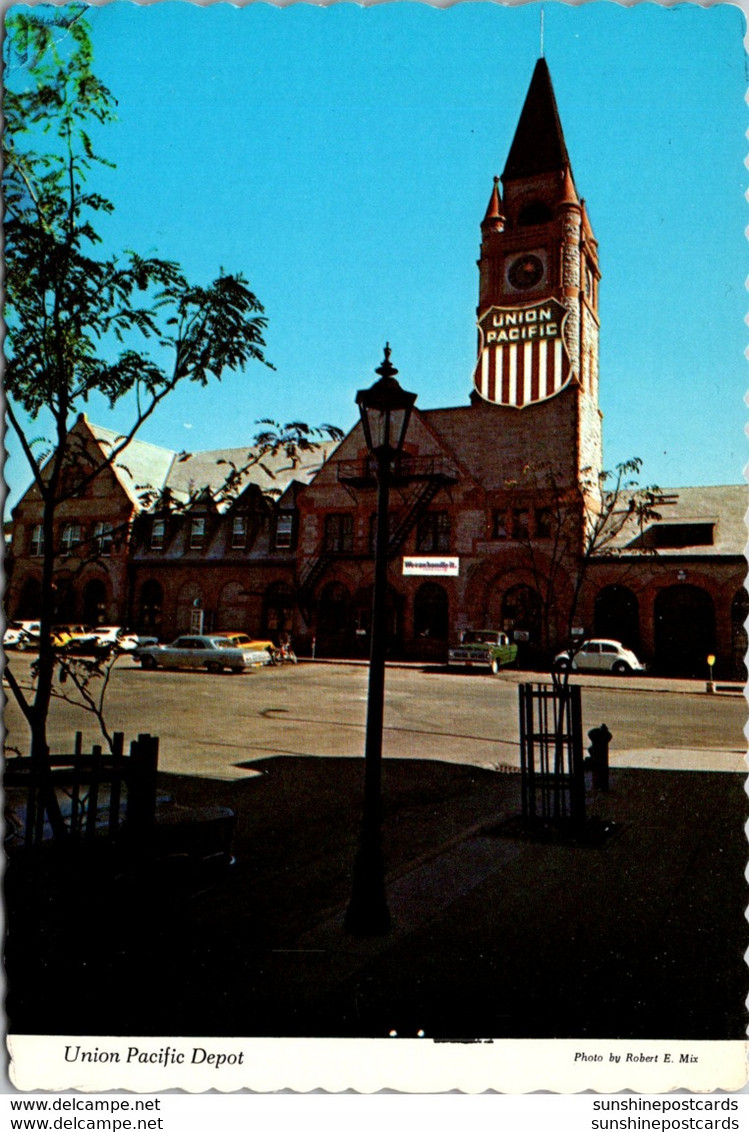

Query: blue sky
left=4, top=1, right=747, bottom=507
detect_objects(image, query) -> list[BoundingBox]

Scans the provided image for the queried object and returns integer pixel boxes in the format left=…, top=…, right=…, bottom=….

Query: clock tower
left=474, top=58, right=602, bottom=486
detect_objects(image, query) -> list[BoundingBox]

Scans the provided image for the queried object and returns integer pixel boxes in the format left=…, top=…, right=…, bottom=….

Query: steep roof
left=502, top=58, right=572, bottom=183
left=74, top=418, right=340, bottom=512
left=86, top=422, right=178, bottom=506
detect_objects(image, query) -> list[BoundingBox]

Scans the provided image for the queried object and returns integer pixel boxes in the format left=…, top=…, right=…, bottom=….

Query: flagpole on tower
left=540, top=7, right=545, bottom=58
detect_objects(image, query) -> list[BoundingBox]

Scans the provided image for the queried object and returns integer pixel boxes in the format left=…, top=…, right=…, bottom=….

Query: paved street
left=5, top=654, right=747, bottom=1044
left=4, top=655, right=745, bottom=776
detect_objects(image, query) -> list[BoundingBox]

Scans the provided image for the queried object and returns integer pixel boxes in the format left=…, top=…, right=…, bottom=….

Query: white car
left=137, top=634, right=271, bottom=674
left=553, top=639, right=646, bottom=676
left=4, top=621, right=37, bottom=650
left=91, top=626, right=141, bottom=653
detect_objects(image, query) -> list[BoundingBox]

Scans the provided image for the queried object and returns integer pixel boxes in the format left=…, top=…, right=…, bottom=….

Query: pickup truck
left=447, top=629, right=518, bottom=674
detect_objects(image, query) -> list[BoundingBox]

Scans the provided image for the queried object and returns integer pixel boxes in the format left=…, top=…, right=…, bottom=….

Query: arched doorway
left=317, top=581, right=351, bottom=657
left=263, top=583, right=295, bottom=641
left=501, top=583, right=542, bottom=666
left=352, top=584, right=403, bottom=657
left=413, top=583, right=449, bottom=641
left=654, top=584, right=715, bottom=677
left=138, top=580, right=164, bottom=636
left=53, top=575, right=76, bottom=622
left=730, top=589, right=748, bottom=681
left=594, top=585, right=640, bottom=650
left=176, top=581, right=205, bottom=634
left=413, top=582, right=449, bottom=662
left=15, top=576, right=41, bottom=619
left=82, top=578, right=108, bottom=626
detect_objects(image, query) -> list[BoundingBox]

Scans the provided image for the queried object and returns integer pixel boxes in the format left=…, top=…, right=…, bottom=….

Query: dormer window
left=190, top=517, right=205, bottom=549
left=150, top=518, right=165, bottom=551
left=274, top=513, right=295, bottom=551
left=231, top=515, right=247, bottom=549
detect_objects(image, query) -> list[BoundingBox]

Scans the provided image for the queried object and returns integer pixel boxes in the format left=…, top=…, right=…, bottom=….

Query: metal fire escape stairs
left=296, top=457, right=458, bottom=625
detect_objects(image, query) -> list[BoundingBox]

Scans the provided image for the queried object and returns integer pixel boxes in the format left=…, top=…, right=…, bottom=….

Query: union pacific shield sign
left=473, top=298, right=573, bottom=408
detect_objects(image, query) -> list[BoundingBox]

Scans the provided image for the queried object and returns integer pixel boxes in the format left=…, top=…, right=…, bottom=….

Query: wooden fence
left=4, top=732, right=159, bottom=852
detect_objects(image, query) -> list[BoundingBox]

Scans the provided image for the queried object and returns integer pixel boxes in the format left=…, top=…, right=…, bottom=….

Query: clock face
left=507, top=253, right=545, bottom=290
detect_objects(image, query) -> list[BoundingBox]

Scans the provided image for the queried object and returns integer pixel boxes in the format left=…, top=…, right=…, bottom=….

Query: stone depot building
left=6, top=60, right=746, bottom=679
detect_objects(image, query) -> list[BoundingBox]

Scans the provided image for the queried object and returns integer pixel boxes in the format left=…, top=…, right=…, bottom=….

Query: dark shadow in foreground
left=5, top=757, right=747, bottom=1040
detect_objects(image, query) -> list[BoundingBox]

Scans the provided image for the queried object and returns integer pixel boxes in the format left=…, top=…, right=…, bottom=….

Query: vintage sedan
left=137, top=634, right=270, bottom=674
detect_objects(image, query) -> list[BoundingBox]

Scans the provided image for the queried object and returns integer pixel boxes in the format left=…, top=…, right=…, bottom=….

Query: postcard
left=3, top=0, right=747, bottom=1095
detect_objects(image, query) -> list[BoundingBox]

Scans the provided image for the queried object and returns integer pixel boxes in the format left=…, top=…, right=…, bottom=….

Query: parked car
left=89, top=626, right=141, bottom=653
left=553, top=638, right=646, bottom=676
left=3, top=624, right=42, bottom=652
left=4, top=621, right=35, bottom=650
left=448, top=629, right=519, bottom=674
left=52, top=624, right=98, bottom=652
left=211, top=630, right=275, bottom=662
left=137, top=634, right=271, bottom=673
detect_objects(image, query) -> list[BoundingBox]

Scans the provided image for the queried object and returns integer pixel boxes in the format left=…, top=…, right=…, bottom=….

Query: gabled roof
left=86, top=421, right=178, bottom=506
left=502, top=58, right=572, bottom=183
left=45, top=417, right=341, bottom=514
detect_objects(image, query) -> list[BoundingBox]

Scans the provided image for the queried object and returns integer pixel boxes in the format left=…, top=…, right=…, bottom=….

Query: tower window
left=536, top=508, right=553, bottom=539
left=518, top=201, right=553, bottom=226
left=492, top=510, right=509, bottom=540
left=512, top=509, right=530, bottom=540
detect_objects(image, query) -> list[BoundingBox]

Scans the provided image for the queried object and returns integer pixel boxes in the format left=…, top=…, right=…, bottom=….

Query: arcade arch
left=654, top=584, right=715, bottom=677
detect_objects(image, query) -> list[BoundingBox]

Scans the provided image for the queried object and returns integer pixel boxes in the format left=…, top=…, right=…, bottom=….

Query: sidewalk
left=6, top=751, right=746, bottom=1042
left=308, top=656, right=746, bottom=698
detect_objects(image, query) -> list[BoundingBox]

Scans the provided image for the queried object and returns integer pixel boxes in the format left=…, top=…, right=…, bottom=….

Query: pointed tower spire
left=481, top=176, right=505, bottom=232
left=502, top=58, right=571, bottom=183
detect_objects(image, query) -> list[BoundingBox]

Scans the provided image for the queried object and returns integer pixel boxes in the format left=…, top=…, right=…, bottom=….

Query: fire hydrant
left=587, top=724, right=612, bottom=792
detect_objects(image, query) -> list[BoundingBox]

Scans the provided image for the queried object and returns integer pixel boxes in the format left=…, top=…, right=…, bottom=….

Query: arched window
left=138, top=580, right=164, bottom=635
left=654, top=584, right=715, bottom=677
left=413, top=583, right=449, bottom=641
left=594, top=585, right=640, bottom=651
left=216, top=581, right=248, bottom=631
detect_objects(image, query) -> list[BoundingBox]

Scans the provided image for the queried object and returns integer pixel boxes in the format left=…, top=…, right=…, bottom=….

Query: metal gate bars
left=519, top=682, right=586, bottom=832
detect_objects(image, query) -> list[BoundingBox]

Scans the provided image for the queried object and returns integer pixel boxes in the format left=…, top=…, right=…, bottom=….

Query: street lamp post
left=344, top=345, right=417, bottom=936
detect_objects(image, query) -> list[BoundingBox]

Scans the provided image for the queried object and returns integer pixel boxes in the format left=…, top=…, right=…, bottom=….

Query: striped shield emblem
left=473, top=298, right=573, bottom=408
